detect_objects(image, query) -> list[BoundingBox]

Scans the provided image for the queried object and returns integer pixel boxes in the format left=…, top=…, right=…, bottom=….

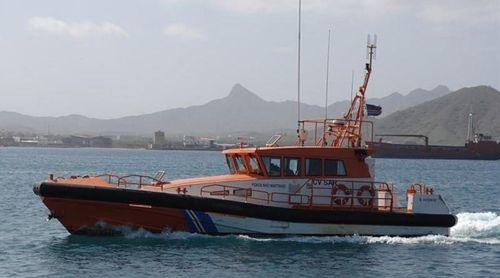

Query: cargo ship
left=367, top=124, right=500, bottom=160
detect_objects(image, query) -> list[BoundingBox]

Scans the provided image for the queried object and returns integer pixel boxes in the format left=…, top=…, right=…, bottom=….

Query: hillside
left=0, top=84, right=451, bottom=136
left=367, top=85, right=450, bottom=116
left=376, top=86, right=500, bottom=145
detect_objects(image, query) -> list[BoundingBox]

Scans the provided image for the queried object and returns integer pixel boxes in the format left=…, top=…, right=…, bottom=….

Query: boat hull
left=34, top=182, right=456, bottom=236
left=368, top=142, right=500, bottom=160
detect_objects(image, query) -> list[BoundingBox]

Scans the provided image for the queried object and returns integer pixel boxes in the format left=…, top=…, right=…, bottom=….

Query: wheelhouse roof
left=223, top=146, right=374, bottom=158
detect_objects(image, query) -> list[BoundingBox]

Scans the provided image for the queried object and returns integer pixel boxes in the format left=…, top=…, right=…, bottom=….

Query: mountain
left=321, top=85, right=450, bottom=118
left=0, top=84, right=322, bottom=135
left=366, top=85, right=450, bottom=116
left=0, top=84, right=453, bottom=136
left=376, top=86, right=500, bottom=145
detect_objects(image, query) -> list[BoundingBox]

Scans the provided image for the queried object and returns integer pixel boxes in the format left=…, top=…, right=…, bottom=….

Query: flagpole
left=324, top=29, right=331, bottom=119
left=350, top=70, right=354, bottom=103
left=297, top=0, right=302, bottom=141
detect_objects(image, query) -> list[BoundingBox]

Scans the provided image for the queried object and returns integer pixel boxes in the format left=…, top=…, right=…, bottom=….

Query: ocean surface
left=0, top=147, right=499, bottom=277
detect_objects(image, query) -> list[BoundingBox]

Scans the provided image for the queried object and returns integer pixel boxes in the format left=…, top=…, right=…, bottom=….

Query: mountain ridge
left=376, top=85, right=500, bottom=145
left=0, top=83, right=455, bottom=136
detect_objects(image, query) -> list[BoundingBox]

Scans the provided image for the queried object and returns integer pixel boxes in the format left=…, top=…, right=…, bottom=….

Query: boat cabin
left=223, top=146, right=373, bottom=179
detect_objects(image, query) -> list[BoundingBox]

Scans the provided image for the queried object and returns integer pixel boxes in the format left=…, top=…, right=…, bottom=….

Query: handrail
left=407, top=182, right=434, bottom=195
left=94, top=173, right=168, bottom=189
left=298, top=118, right=374, bottom=147
left=199, top=179, right=395, bottom=212
left=117, top=174, right=165, bottom=187
left=95, top=173, right=122, bottom=184
left=92, top=174, right=394, bottom=211
left=200, top=184, right=270, bottom=204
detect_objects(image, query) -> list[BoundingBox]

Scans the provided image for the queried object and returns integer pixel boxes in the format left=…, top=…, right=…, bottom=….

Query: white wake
left=240, top=212, right=500, bottom=245
left=116, top=212, right=500, bottom=245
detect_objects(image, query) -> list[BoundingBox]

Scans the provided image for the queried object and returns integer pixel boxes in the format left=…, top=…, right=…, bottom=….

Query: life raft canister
left=357, top=185, right=375, bottom=207
left=332, top=183, right=351, bottom=206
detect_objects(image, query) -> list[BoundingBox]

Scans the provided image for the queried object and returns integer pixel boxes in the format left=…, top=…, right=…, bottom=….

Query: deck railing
left=93, top=174, right=394, bottom=211
left=200, top=179, right=394, bottom=212
left=297, top=118, right=374, bottom=147
left=95, top=173, right=167, bottom=189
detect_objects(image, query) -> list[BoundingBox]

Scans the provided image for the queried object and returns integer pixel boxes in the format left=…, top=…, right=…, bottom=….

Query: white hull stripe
left=186, top=210, right=206, bottom=233
left=208, top=213, right=451, bottom=236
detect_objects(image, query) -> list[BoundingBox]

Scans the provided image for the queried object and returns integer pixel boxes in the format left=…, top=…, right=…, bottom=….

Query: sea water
left=0, top=147, right=499, bottom=277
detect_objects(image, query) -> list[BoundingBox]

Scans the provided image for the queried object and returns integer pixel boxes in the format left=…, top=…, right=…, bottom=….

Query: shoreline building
left=153, top=130, right=166, bottom=148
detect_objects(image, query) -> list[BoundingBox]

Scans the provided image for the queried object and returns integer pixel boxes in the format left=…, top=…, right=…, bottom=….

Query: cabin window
left=262, top=156, right=281, bottom=177
left=284, top=157, right=301, bottom=176
left=324, top=159, right=346, bottom=176
left=234, top=155, right=246, bottom=173
left=248, top=155, right=263, bottom=175
left=305, top=158, right=322, bottom=176
left=226, top=155, right=236, bottom=174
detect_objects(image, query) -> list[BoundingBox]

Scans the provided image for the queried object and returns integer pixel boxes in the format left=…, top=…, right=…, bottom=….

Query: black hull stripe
left=35, top=182, right=457, bottom=228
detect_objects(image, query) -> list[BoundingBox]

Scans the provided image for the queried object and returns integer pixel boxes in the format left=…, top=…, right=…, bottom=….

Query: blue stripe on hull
left=182, top=210, right=198, bottom=233
left=193, top=210, right=218, bottom=234
left=182, top=210, right=218, bottom=234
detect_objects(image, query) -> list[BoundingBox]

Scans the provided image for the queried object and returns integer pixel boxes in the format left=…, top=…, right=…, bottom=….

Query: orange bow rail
left=95, top=173, right=168, bottom=188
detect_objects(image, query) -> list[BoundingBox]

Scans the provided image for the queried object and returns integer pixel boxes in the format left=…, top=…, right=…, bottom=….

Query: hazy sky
left=0, top=0, right=499, bottom=118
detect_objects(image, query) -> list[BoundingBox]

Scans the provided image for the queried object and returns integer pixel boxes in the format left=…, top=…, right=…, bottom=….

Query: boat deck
left=46, top=174, right=406, bottom=214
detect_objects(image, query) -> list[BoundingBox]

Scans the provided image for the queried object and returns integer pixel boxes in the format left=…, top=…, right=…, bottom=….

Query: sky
left=0, top=0, right=499, bottom=119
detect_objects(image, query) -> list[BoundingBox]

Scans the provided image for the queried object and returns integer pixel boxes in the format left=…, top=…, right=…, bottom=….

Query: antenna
left=366, top=35, right=377, bottom=55
left=297, top=0, right=302, bottom=140
left=365, top=34, right=377, bottom=75
left=366, top=34, right=370, bottom=59
left=324, top=29, right=332, bottom=119
left=366, top=34, right=377, bottom=62
left=350, top=70, right=354, bottom=102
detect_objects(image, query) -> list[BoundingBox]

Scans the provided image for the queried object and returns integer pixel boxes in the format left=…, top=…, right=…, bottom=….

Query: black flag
left=366, top=104, right=382, bottom=116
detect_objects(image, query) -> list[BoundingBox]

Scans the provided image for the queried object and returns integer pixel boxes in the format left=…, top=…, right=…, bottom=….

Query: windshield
left=248, top=155, right=263, bottom=175
left=225, top=155, right=236, bottom=174
left=234, top=155, right=246, bottom=173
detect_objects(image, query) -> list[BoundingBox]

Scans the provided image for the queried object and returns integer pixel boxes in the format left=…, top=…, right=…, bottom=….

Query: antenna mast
left=324, top=29, right=332, bottom=119
left=296, top=0, right=302, bottom=139
left=350, top=70, right=354, bottom=103
left=329, top=34, right=377, bottom=148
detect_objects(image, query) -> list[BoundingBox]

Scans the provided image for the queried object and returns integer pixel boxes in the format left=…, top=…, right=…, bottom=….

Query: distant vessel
left=368, top=114, right=500, bottom=160
left=33, top=36, right=457, bottom=237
